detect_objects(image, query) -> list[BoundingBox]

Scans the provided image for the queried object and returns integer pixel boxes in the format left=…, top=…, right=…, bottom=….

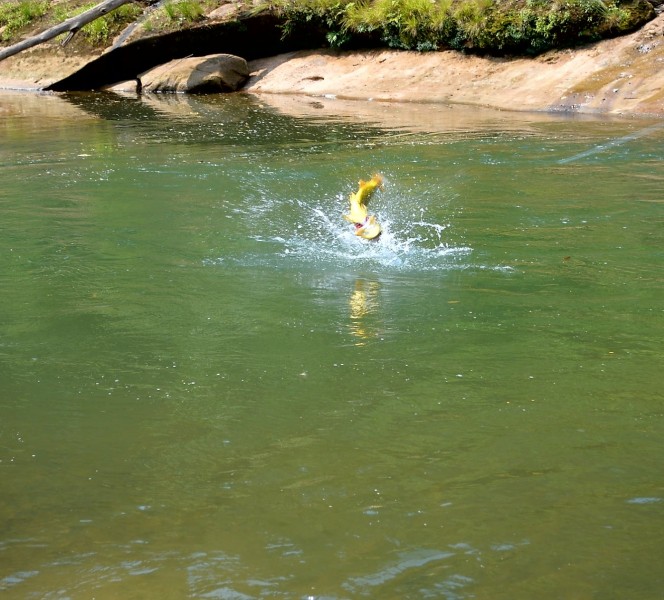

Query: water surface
left=1, top=91, right=663, bottom=599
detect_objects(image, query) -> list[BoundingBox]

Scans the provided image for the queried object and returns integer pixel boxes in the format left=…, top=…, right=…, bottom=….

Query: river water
left=1, top=91, right=662, bottom=599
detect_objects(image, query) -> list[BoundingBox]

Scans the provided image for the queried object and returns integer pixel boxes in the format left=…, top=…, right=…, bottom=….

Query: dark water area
left=1, top=91, right=663, bottom=599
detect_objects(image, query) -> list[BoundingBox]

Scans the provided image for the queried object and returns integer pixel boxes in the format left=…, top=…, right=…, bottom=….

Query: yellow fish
left=343, top=174, right=383, bottom=240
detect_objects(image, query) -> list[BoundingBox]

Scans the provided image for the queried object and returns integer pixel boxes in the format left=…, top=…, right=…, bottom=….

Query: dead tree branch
left=0, top=0, right=138, bottom=62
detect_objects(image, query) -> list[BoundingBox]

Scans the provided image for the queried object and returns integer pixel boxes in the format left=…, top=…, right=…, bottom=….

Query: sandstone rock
left=243, top=14, right=664, bottom=116
left=207, top=3, right=241, bottom=21
left=105, top=79, right=140, bottom=94
left=140, top=54, right=249, bottom=94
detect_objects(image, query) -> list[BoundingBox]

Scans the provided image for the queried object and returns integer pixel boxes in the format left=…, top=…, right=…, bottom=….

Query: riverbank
left=243, top=13, right=664, bottom=116
left=1, top=13, right=663, bottom=116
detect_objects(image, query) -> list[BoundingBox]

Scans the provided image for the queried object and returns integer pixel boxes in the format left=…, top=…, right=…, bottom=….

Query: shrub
left=263, top=0, right=354, bottom=46
left=2, top=0, right=656, bottom=55
left=345, top=0, right=456, bottom=50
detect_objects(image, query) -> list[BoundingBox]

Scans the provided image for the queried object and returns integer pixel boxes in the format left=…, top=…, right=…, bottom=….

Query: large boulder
left=139, top=53, right=249, bottom=93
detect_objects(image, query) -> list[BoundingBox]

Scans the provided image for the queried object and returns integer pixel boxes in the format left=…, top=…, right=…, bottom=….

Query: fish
left=343, top=174, right=383, bottom=240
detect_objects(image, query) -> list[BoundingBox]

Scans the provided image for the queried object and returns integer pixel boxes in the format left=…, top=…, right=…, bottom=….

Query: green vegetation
left=141, top=0, right=217, bottom=35
left=163, top=0, right=206, bottom=23
left=77, top=2, right=143, bottom=45
left=264, top=0, right=655, bottom=54
left=343, top=0, right=456, bottom=51
left=0, top=0, right=49, bottom=42
left=0, top=0, right=142, bottom=46
left=0, top=0, right=656, bottom=55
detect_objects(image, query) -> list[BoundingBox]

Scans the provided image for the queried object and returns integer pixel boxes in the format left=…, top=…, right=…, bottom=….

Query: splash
left=209, top=177, right=483, bottom=273
left=252, top=194, right=471, bottom=272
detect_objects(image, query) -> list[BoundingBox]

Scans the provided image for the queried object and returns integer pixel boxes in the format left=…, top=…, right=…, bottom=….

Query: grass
left=141, top=0, right=219, bottom=36
left=49, top=1, right=143, bottom=46
left=78, top=2, right=143, bottom=45
left=0, top=0, right=49, bottom=42
left=0, top=0, right=143, bottom=46
left=163, top=0, right=206, bottom=23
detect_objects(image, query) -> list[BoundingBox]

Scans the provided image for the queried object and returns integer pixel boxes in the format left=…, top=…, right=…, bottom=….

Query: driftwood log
left=0, top=0, right=139, bottom=62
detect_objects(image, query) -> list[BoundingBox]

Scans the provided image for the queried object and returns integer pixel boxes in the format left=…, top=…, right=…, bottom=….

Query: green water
left=1, top=91, right=662, bottom=599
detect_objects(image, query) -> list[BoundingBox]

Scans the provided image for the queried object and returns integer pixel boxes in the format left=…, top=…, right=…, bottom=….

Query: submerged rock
left=139, top=53, right=249, bottom=93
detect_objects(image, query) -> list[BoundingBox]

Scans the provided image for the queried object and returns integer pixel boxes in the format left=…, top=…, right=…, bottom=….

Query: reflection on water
left=1, top=90, right=663, bottom=600
left=348, top=278, right=381, bottom=345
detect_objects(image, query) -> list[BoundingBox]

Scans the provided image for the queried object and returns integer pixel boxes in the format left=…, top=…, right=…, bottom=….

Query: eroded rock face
left=139, top=53, right=249, bottom=93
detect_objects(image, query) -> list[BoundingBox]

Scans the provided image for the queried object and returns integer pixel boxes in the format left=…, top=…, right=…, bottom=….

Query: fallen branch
left=0, top=0, right=139, bottom=62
